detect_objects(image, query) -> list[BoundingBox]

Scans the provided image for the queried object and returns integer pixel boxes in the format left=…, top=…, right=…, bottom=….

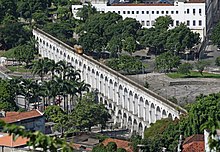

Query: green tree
left=0, top=22, right=31, bottom=50
left=154, top=15, right=173, bottom=31
left=106, top=142, right=117, bottom=152
left=117, top=148, right=127, bottom=152
left=215, top=56, right=220, bottom=66
left=0, top=0, right=17, bottom=23
left=71, top=93, right=111, bottom=131
left=32, top=58, right=51, bottom=81
left=17, top=0, right=50, bottom=25
left=122, top=37, right=137, bottom=55
left=178, top=63, right=193, bottom=75
left=76, top=3, right=97, bottom=21
left=0, top=78, right=17, bottom=111
left=194, top=60, right=209, bottom=76
left=155, top=51, right=180, bottom=72
left=211, top=21, right=220, bottom=46
left=44, top=105, right=70, bottom=136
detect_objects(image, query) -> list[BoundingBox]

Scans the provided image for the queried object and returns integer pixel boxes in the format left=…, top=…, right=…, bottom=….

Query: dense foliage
left=211, top=21, right=220, bottom=46
left=0, top=78, right=18, bottom=111
left=155, top=51, right=180, bottom=72
left=106, top=55, right=146, bottom=74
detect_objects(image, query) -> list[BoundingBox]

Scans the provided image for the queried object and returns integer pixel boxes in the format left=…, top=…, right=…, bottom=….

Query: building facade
left=72, top=0, right=219, bottom=41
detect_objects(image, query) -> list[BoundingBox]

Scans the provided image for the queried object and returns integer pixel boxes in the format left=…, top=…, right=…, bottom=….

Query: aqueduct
left=33, top=29, right=187, bottom=136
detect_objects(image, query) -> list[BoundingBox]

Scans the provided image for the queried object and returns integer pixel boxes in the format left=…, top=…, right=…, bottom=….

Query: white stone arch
left=133, top=119, right=138, bottom=133
left=168, top=113, right=172, bottom=119
left=109, top=79, right=113, bottom=100
left=104, top=76, right=108, bottom=97
left=96, top=71, right=99, bottom=91
left=91, top=69, right=95, bottom=88
left=113, top=82, right=118, bottom=104
left=117, top=110, right=122, bottom=128
left=156, top=106, right=161, bottom=120
left=128, top=116, right=132, bottom=132
left=144, top=100, right=150, bottom=124
left=87, top=66, right=91, bottom=84
left=104, top=99, right=108, bottom=108
left=124, top=88, right=128, bottom=110
left=138, top=122, right=143, bottom=136
left=122, top=113, right=127, bottom=128
left=133, top=94, right=138, bottom=115
left=138, top=97, right=144, bottom=118
left=118, top=85, right=123, bottom=106
left=129, top=91, right=133, bottom=112
left=82, top=64, right=87, bottom=81
left=99, top=97, right=103, bottom=104
left=67, top=55, right=70, bottom=61
left=60, top=51, right=63, bottom=56
left=162, top=109, right=167, bottom=118
left=150, top=103, right=156, bottom=123
left=100, top=74, right=104, bottom=94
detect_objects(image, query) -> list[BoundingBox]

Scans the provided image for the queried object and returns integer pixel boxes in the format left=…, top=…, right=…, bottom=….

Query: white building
left=72, top=0, right=219, bottom=41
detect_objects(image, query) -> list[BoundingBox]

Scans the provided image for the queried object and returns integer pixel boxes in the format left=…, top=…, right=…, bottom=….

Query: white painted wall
left=72, top=1, right=208, bottom=40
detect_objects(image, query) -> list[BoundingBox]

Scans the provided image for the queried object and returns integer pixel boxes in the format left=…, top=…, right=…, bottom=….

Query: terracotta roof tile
left=0, top=110, right=43, bottom=123
left=102, top=138, right=133, bottom=152
left=0, top=133, right=29, bottom=147
left=183, top=134, right=204, bottom=145
left=182, top=134, right=205, bottom=152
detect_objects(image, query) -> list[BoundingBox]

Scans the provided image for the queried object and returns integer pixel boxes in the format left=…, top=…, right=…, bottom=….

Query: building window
left=141, top=21, right=145, bottom=26
left=199, top=9, right=202, bottom=14
left=152, top=11, right=154, bottom=14
left=166, top=11, right=168, bottom=14
left=123, top=11, right=126, bottom=14
left=187, top=9, right=189, bottom=14
left=176, top=20, right=179, bottom=26
left=136, top=11, right=139, bottom=14
left=132, top=11, right=134, bottom=14
left=171, top=11, right=174, bottom=14
left=193, top=20, right=196, bottom=26
left=142, top=11, right=144, bottom=14
left=187, top=20, right=190, bottom=26
left=176, top=11, right=179, bottom=14
left=151, top=20, right=155, bottom=25
left=161, top=11, right=164, bottom=14
left=118, top=11, right=120, bottom=14
left=156, top=11, right=159, bottom=14
left=171, top=21, right=174, bottom=26
left=127, top=11, right=130, bottom=14
left=146, top=11, right=149, bottom=14
left=113, top=11, right=115, bottom=13
left=193, top=9, right=195, bottom=14
left=199, top=20, right=202, bottom=26
left=146, top=21, right=150, bottom=26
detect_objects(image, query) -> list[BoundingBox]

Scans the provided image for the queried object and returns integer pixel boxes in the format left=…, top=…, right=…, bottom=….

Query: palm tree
left=47, top=59, right=56, bottom=80
left=20, top=79, right=33, bottom=110
left=77, top=81, right=90, bottom=100
left=32, top=58, right=50, bottom=81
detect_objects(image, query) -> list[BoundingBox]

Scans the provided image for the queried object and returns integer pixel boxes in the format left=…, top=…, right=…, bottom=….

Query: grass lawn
left=167, top=71, right=220, bottom=79
left=7, top=65, right=32, bottom=73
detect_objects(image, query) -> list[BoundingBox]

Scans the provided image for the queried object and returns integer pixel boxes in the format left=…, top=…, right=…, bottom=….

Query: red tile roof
left=0, top=110, right=43, bottom=123
left=102, top=138, right=133, bottom=152
left=0, top=133, right=29, bottom=147
left=183, top=134, right=205, bottom=152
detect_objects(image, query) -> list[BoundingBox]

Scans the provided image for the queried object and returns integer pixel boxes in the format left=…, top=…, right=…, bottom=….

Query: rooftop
left=183, top=134, right=205, bottom=152
left=186, top=0, right=205, bottom=3
left=111, top=3, right=173, bottom=6
left=0, top=110, right=43, bottom=123
left=0, top=133, right=29, bottom=147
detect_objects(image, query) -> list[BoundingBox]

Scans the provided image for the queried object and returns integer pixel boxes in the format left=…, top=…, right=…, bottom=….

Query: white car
left=217, top=48, right=220, bottom=51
